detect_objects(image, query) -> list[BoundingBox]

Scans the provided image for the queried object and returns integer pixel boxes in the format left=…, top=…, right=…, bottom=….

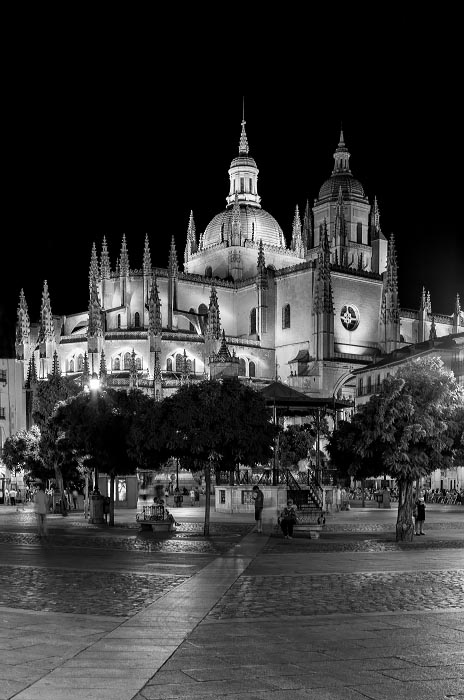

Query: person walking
left=414, top=496, right=426, bottom=535
left=34, top=483, right=48, bottom=537
left=252, top=485, right=264, bottom=533
left=9, top=487, right=17, bottom=507
left=278, top=498, right=298, bottom=539
left=72, top=489, right=78, bottom=510
left=189, top=487, right=195, bottom=506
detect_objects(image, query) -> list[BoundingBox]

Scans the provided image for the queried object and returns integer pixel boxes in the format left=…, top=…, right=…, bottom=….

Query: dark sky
left=2, top=46, right=462, bottom=356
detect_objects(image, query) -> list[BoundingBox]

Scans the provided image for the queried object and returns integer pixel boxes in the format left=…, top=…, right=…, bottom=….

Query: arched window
left=175, top=353, right=183, bottom=372
left=189, top=308, right=195, bottom=333
left=117, top=314, right=121, bottom=329
left=358, top=378, right=363, bottom=396
left=69, top=359, right=74, bottom=373
left=135, top=357, right=142, bottom=370
left=366, top=376, right=372, bottom=394
left=134, top=312, right=140, bottom=328
left=205, top=266, right=212, bottom=278
left=238, top=358, right=246, bottom=376
left=113, top=357, right=120, bottom=371
left=357, top=221, right=363, bottom=244
left=198, top=303, right=208, bottom=333
left=250, top=308, right=257, bottom=335
left=282, top=304, right=291, bottom=329
left=77, top=354, right=84, bottom=372
left=249, top=361, right=256, bottom=378
left=166, top=358, right=172, bottom=372
left=124, top=352, right=131, bottom=370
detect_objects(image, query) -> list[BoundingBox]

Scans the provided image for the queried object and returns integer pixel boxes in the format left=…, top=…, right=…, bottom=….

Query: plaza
left=0, top=502, right=462, bottom=699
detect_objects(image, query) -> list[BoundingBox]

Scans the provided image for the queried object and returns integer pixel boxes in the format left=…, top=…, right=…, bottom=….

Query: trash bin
left=89, top=494, right=105, bottom=524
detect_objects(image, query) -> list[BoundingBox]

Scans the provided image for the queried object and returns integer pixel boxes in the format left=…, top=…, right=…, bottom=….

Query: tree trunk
left=361, top=478, right=365, bottom=508
left=54, top=462, right=67, bottom=516
left=109, top=473, right=115, bottom=527
left=396, top=478, right=415, bottom=542
left=204, top=464, right=211, bottom=537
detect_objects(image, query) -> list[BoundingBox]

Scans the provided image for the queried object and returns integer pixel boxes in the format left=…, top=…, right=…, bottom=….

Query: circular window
left=340, top=304, right=360, bottom=331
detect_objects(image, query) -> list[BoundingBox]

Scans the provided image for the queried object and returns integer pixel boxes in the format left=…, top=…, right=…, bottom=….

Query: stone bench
left=136, top=504, right=175, bottom=534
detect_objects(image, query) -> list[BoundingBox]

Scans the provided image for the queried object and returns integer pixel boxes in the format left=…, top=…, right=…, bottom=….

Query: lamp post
left=87, top=374, right=105, bottom=524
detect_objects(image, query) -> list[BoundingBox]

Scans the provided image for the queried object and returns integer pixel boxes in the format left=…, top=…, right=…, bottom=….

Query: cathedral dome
left=318, top=173, right=367, bottom=202
left=202, top=205, right=285, bottom=248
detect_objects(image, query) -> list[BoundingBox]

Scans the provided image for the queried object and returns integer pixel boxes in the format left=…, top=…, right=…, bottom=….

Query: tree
left=139, top=379, right=278, bottom=535
left=2, top=426, right=46, bottom=482
left=50, top=388, right=147, bottom=525
left=278, top=424, right=317, bottom=470
left=330, top=357, right=464, bottom=541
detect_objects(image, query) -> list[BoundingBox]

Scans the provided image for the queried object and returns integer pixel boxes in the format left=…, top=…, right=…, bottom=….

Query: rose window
left=340, top=304, right=360, bottom=331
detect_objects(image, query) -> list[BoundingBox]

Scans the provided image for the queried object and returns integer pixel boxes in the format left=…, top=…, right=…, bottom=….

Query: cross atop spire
left=332, top=129, right=352, bottom=175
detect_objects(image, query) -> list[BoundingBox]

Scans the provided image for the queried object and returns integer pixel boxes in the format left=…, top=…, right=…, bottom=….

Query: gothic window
left=134, top=312, right=140, bottom=328
left=250, top=308, right=257, bottom=335
left=240, top=177, right=244, bottom=192
left=124, top=352, right=131, bottom=370
left=249, top=178, right=252, bottom=193
left=135, top=357, right=142, bottom=370
left=69, top=359, right=74, bottom=373
left=205, top=266, right=212, bottom=278
left=238, top=358, right=246, bottom=376
left=77, top=354, right=84, bottom=372
left=358, top=378, right=363, bottom=396
left=366, top=376, right=372, bottom=394
left=175, top=353, right=183, bottom=372
left=249, top=361, right=256, bottom=378
left=166, top=358, right=172, bottom=372
left=357, top=222, right=363, bottom=244
left=113, top=357, right=120, bottom=371
left=282, top=304, right=291, bottom=329
left=252, top=222, right=255, bottom=241
left=117, top=314, right=121, bottom=329
left=189, top=308, right=195, bottom=332
left=221, top=223, right=224, bottom=241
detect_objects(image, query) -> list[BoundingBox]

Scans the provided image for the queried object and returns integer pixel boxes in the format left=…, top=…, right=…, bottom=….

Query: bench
left=136, top=504, right=175, bottom=534
left=276, top=506, right=326, bottom=538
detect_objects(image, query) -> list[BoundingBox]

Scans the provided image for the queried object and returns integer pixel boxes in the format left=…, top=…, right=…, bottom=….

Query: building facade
left=13, top=120, right=464, bottom=408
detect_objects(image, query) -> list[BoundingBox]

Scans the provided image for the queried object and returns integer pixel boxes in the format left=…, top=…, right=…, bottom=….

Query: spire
left=26, top=353, right=37, bottom=388
left=239, top=115, right=249, bottom=155
left=16, top=289, right=30, bottom=344
left=385, top=234, right=399, bottom=296
left=313, top=221, right=334, bottom=314
left=455, top=293, right=461, bottom=316
left=332, top=129, right=352, bottom=175
left=291, top=205, right=304, bottom=256
left=143, top=233, right=152, bottom=275
left=100, top=236, right=111, bottom=279
left=429, top=316, right=437, bottom=340
left=89, top=242, right=99, bottom=290
left=37, top=280, right=55, bottom=343
left=453, top=293, right=462, bottom=332
left=148, top=276, right=162, bottom=336
left=129, top=348, right=138, bottom=388
left=82, top=352, right=90, bottom=385
left=99, top=350, right=107, bottom=385
left=380, top=235, right=400, bottom=351
left=88, top=274, right=103, bottom=338
left=168, top=236, right=178, bottom=276
left=206, top=284, right=221, bottom=339
left=231, top=193, right=241, bottom=245
left=153, top=352, right=162, bottom=383
left=119, top=234, right=130, bottom=276
left=420, top=286, right=427, bottom=311
left=184, top=211, right=197, bottom=262
left=302, top=199, right=313, bottom=250
left=51, top=349, right=61, bottom=377
left=257, top=238, right=266, bottom=270
left=426, top=290, right=432, bottom=314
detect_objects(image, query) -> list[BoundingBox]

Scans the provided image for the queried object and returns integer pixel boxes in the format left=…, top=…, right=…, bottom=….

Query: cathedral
left=14, top=120, right=463, bottom=405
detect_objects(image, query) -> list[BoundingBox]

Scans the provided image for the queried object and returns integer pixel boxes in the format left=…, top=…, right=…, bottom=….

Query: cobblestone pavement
left=0, top=564, right=189, bottom=616
left=208, top=569, right=464, bottom=619
left=263, top=535, right=464, bottom=553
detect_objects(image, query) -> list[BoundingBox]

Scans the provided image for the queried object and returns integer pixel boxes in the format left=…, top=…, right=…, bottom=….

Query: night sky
left=2, top=52, right=462, bottom=356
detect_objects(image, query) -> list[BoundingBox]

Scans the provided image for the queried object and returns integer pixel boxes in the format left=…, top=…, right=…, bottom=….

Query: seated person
left=279, top=499, right=298, bottom=539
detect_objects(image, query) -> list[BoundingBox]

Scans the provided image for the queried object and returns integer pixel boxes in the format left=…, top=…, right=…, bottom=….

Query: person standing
left=189, top=487, right=195, bottom=506
left=252, top=485, right=264, bottom=533
left=34, top=483, right=48, bottom=537
left=9, top=487, right=17, bottom=507
left=72, top=489, right=78, bottom=510
left=414, top=496, right=426, bottom=535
